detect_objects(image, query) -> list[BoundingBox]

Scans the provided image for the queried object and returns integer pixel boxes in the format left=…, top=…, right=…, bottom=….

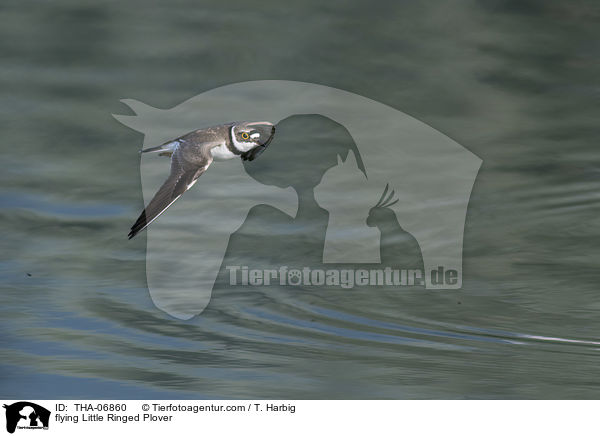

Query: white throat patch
left=231, top=126, right=257, bottom=152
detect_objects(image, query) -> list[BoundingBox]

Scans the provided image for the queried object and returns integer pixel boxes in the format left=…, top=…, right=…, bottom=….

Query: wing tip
left=128, top=226, right=141, bottom=239
left=128, top=211, right=147, bottom=240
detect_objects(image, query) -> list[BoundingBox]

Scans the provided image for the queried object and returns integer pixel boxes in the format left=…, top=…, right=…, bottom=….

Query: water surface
left=1, top=0, right=599, bottom=399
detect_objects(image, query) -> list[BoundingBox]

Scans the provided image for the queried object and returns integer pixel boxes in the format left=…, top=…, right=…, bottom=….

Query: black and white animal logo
left=3, top=402, right=50, bottom=434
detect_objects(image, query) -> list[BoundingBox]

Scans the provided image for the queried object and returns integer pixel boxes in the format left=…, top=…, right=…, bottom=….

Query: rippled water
left=2, top=0, right=599, bottom=399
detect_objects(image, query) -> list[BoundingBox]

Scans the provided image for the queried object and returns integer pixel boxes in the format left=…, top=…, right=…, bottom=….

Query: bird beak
left=261, top=125, right=276, bottom=147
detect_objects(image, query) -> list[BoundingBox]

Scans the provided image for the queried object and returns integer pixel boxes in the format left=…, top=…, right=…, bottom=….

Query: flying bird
left=128, top=121, right=275, bottom=239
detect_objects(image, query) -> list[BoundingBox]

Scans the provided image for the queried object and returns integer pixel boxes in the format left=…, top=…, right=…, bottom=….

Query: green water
left=1, top=0, right=599, bottom=398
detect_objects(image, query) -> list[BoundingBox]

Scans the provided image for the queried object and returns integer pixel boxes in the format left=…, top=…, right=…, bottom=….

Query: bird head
left=366, top=183, right=399, bottom=228
left=232, top=121, right=276, bottom=148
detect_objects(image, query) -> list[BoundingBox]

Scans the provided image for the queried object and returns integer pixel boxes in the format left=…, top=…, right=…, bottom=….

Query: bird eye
left=241, top=132, right=250, bottom=140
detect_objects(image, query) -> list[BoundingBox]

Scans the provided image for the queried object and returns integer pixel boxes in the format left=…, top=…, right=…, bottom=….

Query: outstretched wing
left=128, top=149, right=213, bottom=239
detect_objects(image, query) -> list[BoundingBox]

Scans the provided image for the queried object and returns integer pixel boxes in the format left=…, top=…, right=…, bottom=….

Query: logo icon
left=3, top=402, right=50, bottom=433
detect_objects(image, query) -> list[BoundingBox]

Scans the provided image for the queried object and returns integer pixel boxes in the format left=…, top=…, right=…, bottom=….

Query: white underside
left=210, top=143, right=237, bottom=161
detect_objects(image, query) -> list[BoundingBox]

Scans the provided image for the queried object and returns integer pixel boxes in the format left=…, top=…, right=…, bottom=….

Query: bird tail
left=140, top=140, right=178, bottom=155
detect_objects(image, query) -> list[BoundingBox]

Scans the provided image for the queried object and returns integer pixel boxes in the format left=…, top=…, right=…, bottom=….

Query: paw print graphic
left=287, top=269, right=302, bottom=286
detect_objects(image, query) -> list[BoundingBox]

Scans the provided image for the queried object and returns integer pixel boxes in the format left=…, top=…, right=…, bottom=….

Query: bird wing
left=128, top=145, right=214, bottom=239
